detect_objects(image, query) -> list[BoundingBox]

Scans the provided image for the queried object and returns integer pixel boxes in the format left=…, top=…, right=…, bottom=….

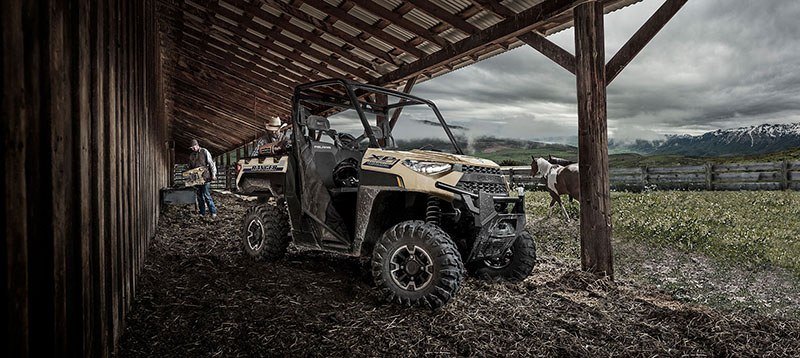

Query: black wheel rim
left=484, top=247, right=514, bottom=269
left=390, top=245, right=434, bottom=291
left=246, top=219, right=264, bottom=251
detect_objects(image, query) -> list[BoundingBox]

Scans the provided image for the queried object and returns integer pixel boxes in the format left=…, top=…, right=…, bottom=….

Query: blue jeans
left=195, top=183, right=217, bottom=215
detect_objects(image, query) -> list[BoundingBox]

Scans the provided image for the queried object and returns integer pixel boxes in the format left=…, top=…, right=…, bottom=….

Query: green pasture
left=524, top=190, right=800, bottom=276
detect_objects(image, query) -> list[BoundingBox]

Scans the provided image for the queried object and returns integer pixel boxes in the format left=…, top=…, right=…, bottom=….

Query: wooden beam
left=167, top=79, right=278, bottom=130
left=164, top=59, right=289, bottom=113
left=518, top=31, right=575, bottom=75
left=216, top=1, right=376, bottom=81
left=228, top=0, right=378, bottom=71
left=404, top=0, right=481, bottom=35
left=177, top=31, right=316, bottom=86
left=176, top=28, right=316, bottom=90
left=574, top=0, right=613, bottom=278
left=189, top=0, right=219, bottom=58
left=349, top=0, right=449, bottom=49
left=389, top=76, right=417, bottom=129
left=180, top=2, right=349, bottom=82
left=173, top=35, right=298, bottom=97
left=378, top=0, right=578, bottom=85
left=299, top=0, right=427, bottom=59
left=606, top=0, right=687, bottom=85
left=175, top=24, right=321, bottom=85
left=259, top=0, right=399, bottom=65
left=471, top=0, right=516, bottom=18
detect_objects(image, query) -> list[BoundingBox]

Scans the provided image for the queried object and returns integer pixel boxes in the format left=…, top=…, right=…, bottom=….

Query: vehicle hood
left=373, top=149, right=500, bottom=168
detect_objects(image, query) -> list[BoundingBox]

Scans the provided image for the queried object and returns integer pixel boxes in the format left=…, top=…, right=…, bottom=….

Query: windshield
left=389, top=98, right=463, bottom=154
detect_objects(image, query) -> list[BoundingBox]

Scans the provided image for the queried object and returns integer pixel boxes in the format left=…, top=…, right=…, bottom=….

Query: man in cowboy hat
left=251, top=116, right=291, bottom=156
left=189, top=139, right=218, bottom=218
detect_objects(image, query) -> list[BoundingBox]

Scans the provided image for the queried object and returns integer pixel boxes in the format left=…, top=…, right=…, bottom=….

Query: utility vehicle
left=235, top=79, right=536, bottom=309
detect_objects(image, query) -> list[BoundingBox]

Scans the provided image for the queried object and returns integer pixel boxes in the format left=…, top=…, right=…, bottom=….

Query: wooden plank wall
left=2, top=0, right=168, bottom=356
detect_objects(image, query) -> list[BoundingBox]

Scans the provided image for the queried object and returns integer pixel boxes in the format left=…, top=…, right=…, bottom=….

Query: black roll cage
left=292, top=78, right=464, bottom=155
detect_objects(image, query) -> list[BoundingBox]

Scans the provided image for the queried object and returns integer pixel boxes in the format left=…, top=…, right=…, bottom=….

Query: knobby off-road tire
left=471, top=230, right=537, bottom=282
left=372, top=221, right=465, bottom=310
left=241, top=202, right=291, bottom=261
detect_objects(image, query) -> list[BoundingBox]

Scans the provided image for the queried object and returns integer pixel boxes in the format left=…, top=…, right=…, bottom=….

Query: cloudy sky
left=406, top=0, right=800, bottom=142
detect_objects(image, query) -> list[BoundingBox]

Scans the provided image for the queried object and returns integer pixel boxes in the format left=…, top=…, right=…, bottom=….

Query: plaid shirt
left=189, top=147, right=217, bottom=180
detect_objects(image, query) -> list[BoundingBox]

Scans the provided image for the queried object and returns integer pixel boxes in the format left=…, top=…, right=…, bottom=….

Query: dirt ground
left=117, top=192, right=800, bottom=357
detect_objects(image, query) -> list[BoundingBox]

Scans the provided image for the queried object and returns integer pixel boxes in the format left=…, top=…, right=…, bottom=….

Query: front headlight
left=402, top=159, right=452, bottom=175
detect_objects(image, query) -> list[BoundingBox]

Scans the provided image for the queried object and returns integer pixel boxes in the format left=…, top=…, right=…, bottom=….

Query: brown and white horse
left=532, top=156, right=580, bottom=221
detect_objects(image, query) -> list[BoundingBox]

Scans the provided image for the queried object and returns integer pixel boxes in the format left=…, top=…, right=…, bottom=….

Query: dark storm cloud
left=412, top=0, right=800, bottom=140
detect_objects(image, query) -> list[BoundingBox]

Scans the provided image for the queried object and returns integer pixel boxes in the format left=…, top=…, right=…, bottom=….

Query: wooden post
left=3, top=1, right=30, bottom=355
left=375, top=93, right=388, bottom=146
left=389, top=76, right=417, bottom=129
left=167, top=140, right=175, bottom=187
left=574, top=0, right=613, bottom=278
left=781, top=160, right=789, bottom=190
left=225, top=152, right=231, bottom=189
left=641, top=166, right=649, bottom=188
left=705, top=163, right=713, bottom=190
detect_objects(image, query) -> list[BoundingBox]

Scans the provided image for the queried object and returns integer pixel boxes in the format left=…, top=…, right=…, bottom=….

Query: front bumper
left=435, top=182, right=526, bottom=261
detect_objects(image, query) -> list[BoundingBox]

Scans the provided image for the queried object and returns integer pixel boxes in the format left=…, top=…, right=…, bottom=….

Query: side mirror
left=370, top=126, right=384, bottom=140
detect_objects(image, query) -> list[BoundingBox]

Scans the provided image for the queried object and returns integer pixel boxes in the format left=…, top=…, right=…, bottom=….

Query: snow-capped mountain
left=617, top=123, right=800, bottom=157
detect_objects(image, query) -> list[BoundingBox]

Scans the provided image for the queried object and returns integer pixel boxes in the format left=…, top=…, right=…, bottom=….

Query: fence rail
left=502, top=160, right=800, bottom=191
left=172, top=159, right=800, bottom=193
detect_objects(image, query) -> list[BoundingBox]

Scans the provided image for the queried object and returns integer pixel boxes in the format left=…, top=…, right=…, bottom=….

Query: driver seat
left=305, top=115, right=364, bottom=189
left=307, top=115, right=335, bottom=142
left=305, top=115, right=338, bottom=188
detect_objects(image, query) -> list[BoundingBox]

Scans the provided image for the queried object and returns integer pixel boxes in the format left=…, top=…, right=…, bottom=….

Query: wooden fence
left=172, top=160, right=800, bottom=193
left=502, top=161, right=800, bottom=191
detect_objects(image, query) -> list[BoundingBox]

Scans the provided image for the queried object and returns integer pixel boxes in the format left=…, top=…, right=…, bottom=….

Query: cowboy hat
left=265, top=116, right=282, bottom=131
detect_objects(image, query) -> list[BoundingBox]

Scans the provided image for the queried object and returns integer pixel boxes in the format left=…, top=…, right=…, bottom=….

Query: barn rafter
left=160, top=0, right=644, bottom=154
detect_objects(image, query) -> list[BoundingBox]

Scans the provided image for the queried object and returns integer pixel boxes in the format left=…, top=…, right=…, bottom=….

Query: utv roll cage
left=293, top=78, right=464, bottom=155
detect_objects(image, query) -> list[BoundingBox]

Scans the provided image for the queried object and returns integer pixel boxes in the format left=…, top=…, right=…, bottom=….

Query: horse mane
left=548, top=155, right=576, bottom=166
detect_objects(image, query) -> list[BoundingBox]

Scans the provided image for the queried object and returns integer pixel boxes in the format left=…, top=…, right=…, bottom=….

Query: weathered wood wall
left=2, top=0, right=168, bottom=356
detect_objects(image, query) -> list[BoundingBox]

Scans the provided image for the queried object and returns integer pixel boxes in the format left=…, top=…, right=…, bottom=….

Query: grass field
left=524, top=190, right=800, bottom=317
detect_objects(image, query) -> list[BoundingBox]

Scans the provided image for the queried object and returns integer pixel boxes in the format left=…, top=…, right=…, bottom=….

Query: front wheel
left=241, top=202, right=291, bottom=260
left=372, top=221, right=464, bottom=309
left=470, top=231, right=537, bottom=282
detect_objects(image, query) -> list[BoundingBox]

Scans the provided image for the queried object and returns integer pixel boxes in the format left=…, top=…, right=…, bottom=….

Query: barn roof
left=157, top=0, right=642, bottom=154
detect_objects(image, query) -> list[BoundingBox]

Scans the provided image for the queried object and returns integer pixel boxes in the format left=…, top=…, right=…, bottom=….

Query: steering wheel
left=346, top=133, right=371, bottom=149
left=337, top=133, right=359, bottom=150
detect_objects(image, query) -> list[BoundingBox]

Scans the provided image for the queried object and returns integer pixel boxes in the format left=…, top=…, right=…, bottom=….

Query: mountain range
left=613, top=123, right=800, bottom=156
left=395, top=122, right=800, bottom=165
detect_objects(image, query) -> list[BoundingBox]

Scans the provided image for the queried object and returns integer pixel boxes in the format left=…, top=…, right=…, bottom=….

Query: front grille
left=456, top=181, right=507, bottom=195
left=462, top=165, right=501, bottom=175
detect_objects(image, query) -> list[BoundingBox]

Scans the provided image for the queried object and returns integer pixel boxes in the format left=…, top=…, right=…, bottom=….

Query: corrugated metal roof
left=158, top=0, right=644, bottom=153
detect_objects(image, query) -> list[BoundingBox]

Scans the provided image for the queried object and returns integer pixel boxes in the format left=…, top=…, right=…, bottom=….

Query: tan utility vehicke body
left=235, top=79, right=536, bottom=309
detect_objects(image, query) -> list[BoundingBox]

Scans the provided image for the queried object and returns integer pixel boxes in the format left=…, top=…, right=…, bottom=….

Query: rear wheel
left=372, top=221, right=464, bottom=309
left=241, top=202, right=291, bottom=260
left=470, top=231, right=537, bottom=282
